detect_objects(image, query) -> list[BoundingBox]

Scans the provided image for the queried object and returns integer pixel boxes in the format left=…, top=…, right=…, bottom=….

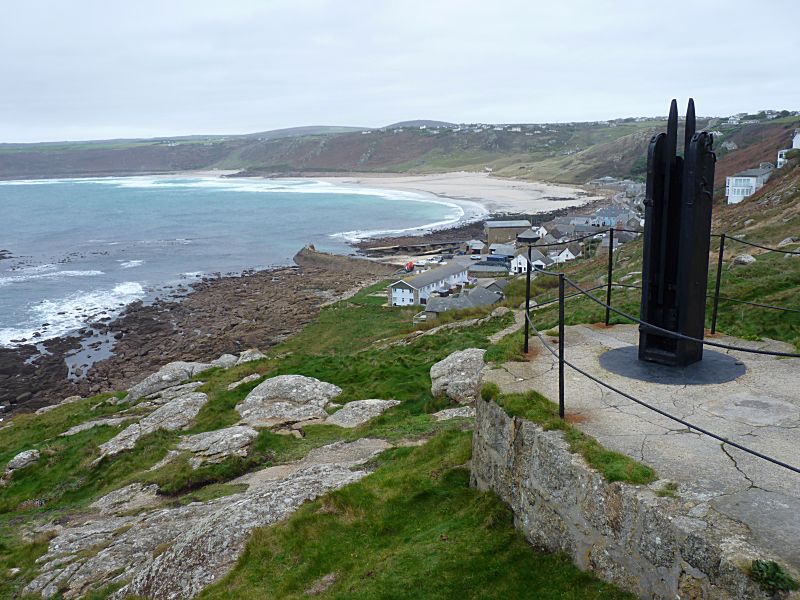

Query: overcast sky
left=1, top=0, right=798, bottom=143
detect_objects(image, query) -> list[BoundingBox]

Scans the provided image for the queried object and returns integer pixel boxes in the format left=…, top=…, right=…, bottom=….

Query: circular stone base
left=598, top=346, right=746, bottom=385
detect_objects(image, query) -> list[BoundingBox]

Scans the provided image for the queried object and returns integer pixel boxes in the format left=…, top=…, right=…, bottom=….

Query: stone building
left=484, top=220, right=531, bottom=245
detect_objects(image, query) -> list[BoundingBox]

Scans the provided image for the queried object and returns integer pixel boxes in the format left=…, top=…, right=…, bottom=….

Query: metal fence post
left=558, top=273, right=565, bottom=420
left=711, top=233, right=726, bottom=334
left=524, top=245, right=532, bottom=353
left=605, top=227, right=614, bottom=326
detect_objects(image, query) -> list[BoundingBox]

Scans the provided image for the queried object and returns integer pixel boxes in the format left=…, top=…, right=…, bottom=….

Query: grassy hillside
left=0, top=281, right=639, bottom=599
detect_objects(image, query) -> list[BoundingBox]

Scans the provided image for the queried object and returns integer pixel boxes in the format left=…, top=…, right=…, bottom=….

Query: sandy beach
left=307, top=172, right=604, bottom=215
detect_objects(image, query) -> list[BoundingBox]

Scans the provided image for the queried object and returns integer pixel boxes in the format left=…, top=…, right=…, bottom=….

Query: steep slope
left=713, top=154, right=800, bottom=244
left=713, top=122, right=799, bottom=192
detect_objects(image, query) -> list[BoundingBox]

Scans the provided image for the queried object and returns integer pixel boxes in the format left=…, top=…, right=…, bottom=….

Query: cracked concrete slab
left=712, top=488, right=800, bottom=566
left=485, top=323, right=800, bottom=569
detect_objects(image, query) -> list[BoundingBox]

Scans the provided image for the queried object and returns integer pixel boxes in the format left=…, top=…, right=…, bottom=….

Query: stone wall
left=471, top=398, right=780, bottom=600
left=293, top=244, right=398, bottom=276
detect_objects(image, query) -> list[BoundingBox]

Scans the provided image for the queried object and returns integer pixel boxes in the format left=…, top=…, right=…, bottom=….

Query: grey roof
left=596, top=206, right=636, bottom=217
left=615, top=230, right=638, bottom=243
left=489, top=243, right=516, bottom=255
left=468, top=263, right=509, bottom=274
left=548, top=224, right=575, bottom=238
left=465, top=287, right=504, bottom=305
left=484, top=220, right=531, bottom=228
left=480, top=278, right=509, bottom=289
left=541, top=233, right=558, bottom=245
left=425, top=288, right=503, bottom=313
left=734, top=166, right=773, bottom=177
left=514, top=247, right=546, bottom=261
left=391, top=262, right=467, bottom=290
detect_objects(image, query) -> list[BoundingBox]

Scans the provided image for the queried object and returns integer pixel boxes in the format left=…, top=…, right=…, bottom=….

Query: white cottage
left=777, top=129, right=800, bottom=168
left=510, top=248, right=550, bottom=274
left=387, top=262, right=469, bottom=306
left=725, top=164, right=774, bottom=204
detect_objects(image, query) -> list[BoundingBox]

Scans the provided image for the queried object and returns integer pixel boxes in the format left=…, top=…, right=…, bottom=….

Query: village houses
left=387, top=262, right=469, bottom=306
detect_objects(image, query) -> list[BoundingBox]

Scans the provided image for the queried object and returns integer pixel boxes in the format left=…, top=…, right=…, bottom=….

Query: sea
left=0, top=176, right=486, bottom=348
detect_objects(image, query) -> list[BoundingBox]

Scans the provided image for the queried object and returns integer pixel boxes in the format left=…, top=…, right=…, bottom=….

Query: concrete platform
left=485, top=323, right=800, bottom=569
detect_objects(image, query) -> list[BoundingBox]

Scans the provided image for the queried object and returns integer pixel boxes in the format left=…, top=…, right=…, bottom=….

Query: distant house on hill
left=484, top=220, right=531, bottom=245
left=777, top=129, right=800, bottom=168
left=387, top=262, right=469, bottom=306
left=725, top=164, right=774, bottom=204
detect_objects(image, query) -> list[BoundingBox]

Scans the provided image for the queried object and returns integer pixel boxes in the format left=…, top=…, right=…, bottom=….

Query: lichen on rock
left=430, top=348, right=486, bottom=405
left=236, top=375, right=342, bottom=427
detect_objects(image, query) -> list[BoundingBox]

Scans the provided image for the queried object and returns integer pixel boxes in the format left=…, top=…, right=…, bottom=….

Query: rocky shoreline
left=1, top=197, right=594, bottom=416
left=1, top=248, right=396, bottom=416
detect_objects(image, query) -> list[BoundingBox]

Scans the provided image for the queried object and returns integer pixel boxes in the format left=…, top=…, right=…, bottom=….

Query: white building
left=510, top=248, right=550, bottom=274
left=387, top=262, right=469, bottom=306
left=777, top=129, right=800, bottom=168
left=548, top=245, right=581, bottom=264
left=725, top=165, right=774, bottom=204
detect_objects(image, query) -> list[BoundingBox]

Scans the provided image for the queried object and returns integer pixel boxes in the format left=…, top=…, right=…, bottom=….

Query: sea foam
left=0, top=282, right=145, bottom=348
left=0, top=269, right=104, bottom=287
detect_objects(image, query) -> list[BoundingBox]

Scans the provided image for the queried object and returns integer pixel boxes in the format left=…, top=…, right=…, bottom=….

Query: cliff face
left=293, top=244, right=397, bottom=277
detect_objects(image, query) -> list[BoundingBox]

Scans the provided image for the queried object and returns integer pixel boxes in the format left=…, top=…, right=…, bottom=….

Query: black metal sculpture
left=639, top=99, right=716, bottom=366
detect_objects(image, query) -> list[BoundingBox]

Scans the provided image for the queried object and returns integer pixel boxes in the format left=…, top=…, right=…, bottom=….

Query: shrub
left=480, top=382, right=501, bottom=402
left=749, top=559, right=799, bottom=593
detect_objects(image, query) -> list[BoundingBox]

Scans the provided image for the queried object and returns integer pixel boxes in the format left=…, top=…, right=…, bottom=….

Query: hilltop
left=1, top=112, right=796, bottom=185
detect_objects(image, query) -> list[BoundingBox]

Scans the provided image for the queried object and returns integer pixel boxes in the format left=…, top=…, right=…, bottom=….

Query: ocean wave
left=0, top=269, right=104, bottom=287
left=0, top=179, right=69, bottom=186
left=8, top=263, right=58, bottom=274
left=0, top=282, right=145, bottom=348
left=118, top=260, right=144, bottom=269
left=73, top=175, right=448, bottom=203
left=2, top=175, right=486, bottom=221
left=329, top=198, right=487, bottom=242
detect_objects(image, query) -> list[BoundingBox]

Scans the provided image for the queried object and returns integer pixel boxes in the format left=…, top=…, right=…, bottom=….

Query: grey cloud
left=1, top=0, right=798, bottom=142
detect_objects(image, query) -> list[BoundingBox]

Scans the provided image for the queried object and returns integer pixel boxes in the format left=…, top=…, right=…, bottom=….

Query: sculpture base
left=601, top=345, right=745, bottom=385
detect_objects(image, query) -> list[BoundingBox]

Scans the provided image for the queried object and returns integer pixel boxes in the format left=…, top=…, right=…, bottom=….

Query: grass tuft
left=749, top=559, right=799, bottom=593
left=494, top=391, right=656, bottom=485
